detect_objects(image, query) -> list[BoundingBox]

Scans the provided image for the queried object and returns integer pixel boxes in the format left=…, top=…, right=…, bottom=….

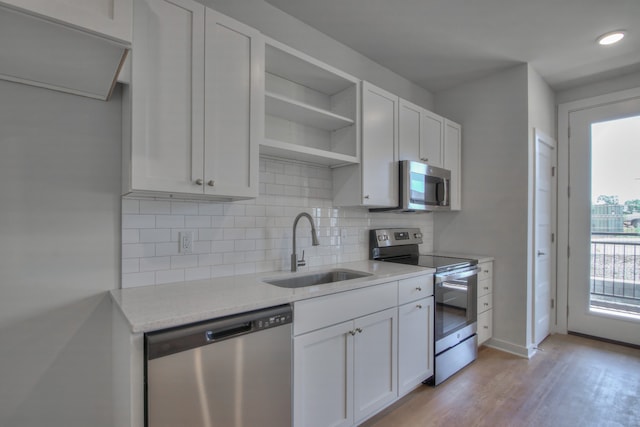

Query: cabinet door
left=421, top=109, right=444, bottom=167
left=0, top=0, right=132, bottom=42
left=353, top=307, right=397, bottom=423
left=130, top=0, right=205, bottom=194
left=361, top=82, right=398, bottom=207
left=203, top=10, right=262, bottom=199
left=398, top=297, right=434, bottom=396
left=477, top=309, right=492, bottom=345
left=398, top=98, right=422, bottom=161
left=294, top=321, right=354, bottom=427
left=444, top=119, right=462, bottom=210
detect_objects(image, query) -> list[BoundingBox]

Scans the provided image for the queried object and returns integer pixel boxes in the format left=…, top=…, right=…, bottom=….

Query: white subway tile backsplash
left=121, top=157, right=434, bottom=288
left=156, top=215, right=185, bottom=228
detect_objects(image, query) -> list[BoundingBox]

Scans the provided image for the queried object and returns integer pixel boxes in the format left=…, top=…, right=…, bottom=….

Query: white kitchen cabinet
left=398, top=98, right=446, bottom=167
left=422, top=109, right=445, bottom=167
left=334, top=81, right=398, bottom=207
left=0, top=1, right=129, bottom=100
left=0, top=0, right=132, bottom=42
left=444, top=119, right=462, bottom=210
left=262, top=38, right=360, bottom=167
left=397, top=274, right=434, bottom=396
left=398, top=297, right=434, bottom=395
left=124, top=0, right=262, bottom=200
left=353, top=308, right=398, bottom=423
left=477, top=261, right=493, bottom=345
left=293, top=281, right=398, bottom=427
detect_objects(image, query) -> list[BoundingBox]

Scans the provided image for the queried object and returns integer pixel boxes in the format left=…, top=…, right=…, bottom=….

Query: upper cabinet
left=262, top=38, right=360, bottom=167
left=0, top=0, right=132, bottom=42
left=334, top=82, right=399, bottom=208
left=398, top=98, right=444, bottom=167
left=444, top=119, right=462, bottom=210
left=0, top=0, right=131, bottom=100
left=124, top=0, right=262, bottom=200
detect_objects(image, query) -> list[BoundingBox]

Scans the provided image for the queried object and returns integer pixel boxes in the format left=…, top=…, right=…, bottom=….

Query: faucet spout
left=291, top=212, right=319, bottom=272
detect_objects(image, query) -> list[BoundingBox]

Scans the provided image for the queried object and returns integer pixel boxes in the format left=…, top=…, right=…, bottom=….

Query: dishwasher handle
left=146, top=304, right=292, bottom=360
left=205, top=322, right=252, bottom=342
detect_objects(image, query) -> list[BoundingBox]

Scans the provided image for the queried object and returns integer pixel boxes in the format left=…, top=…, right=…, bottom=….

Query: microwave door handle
left=443, top=178, right=449, bottom=206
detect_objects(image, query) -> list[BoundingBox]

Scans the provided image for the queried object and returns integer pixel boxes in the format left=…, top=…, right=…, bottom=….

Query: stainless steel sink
left=264, top=269, right=372, bottom=288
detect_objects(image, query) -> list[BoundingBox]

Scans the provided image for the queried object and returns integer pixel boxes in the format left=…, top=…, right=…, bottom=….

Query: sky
left=591, top=115, right=640, bottom=205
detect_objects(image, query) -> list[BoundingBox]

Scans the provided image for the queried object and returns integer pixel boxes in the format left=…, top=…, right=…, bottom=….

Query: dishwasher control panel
left=255, top=311, right=292, bottom=330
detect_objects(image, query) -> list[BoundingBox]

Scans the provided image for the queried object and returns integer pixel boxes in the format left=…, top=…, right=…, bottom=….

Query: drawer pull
left=416, top=304, right=423, bottom=309
left=356, top=328, right=363, bottom=334
left=416, top=286, right=422, bottom=291
left=483, top=325, right=489, bottom=329
left=484, top=303, right=489, bottom=307
left=484, top=270, right=489, bottom=273
left=483, top=286, right=490, bottom=290
left=349, top=330, right=356, bottom=336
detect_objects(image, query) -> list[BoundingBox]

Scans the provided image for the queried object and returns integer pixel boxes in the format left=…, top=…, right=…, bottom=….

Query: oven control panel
left=370, top=228, right=423, bottom=247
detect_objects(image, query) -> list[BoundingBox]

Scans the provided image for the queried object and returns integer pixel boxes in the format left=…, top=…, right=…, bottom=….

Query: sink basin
left=265, top=269, right=372, bottom=288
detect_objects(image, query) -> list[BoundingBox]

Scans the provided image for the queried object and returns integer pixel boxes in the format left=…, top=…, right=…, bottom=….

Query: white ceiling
left=264, top=0, right=640, bottom=93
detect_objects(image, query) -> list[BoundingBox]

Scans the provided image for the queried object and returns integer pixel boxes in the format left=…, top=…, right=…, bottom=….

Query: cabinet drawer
left=398, top=274, right=433, bottom=305
left=477, top=309, right=492, bottom=345
left=478, top=262, right=493, bottom=281
left=294, top=281, right=398, bottom=336
left=478, top=293, right=492, bottom=314
left=478, top=277, right=492, bottom=297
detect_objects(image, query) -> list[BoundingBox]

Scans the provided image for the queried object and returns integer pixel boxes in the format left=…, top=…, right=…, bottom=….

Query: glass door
left=567, top=97, right=640, bottom=345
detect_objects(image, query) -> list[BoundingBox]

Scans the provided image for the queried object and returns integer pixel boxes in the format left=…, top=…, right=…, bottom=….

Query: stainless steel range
left=370, top=228, right=479, bottom=385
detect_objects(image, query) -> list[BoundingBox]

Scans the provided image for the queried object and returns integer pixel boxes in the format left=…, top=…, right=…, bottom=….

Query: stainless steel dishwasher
left=145, top=304, right=293, bottom=427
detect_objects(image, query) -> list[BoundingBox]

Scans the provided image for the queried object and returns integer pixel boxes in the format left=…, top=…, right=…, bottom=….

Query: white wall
left=526, top=66, right=556, bottom=349
left=0, top=80, right=121, bottom=426
left=556, top=70, right=640, bottom=105
left=434, top=64, right=532, bottom=355
left=205, top=0, right=435, bottom=110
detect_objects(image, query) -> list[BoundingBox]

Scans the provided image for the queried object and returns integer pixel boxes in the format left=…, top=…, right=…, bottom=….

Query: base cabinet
left=398, top=297, right=434, bottom=396
left=477, top=261, right=494, bottom=345
left=293, top=307, right=397, bottom=427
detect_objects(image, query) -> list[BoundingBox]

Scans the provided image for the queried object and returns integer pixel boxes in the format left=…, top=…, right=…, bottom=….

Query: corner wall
left=434, top=64, right=532, bottom=355
left=0, top=80, right=121, bottom=427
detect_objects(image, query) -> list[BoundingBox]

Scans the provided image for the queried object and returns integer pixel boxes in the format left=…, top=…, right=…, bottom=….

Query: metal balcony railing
left=591, top=233, right=640, bottom=313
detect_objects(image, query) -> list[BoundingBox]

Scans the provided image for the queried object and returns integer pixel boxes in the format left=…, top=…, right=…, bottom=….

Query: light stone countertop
left=111, top=260, right=434, bottom=334
left=424, top=252, right=494, bottom=264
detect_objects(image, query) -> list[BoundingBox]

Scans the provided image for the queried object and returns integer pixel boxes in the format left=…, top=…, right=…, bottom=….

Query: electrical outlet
left=179, top=231, right=193, bottom=254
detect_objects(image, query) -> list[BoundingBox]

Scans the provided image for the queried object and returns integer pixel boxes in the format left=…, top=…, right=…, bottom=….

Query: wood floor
left=361, top=334, right=640, bottom=427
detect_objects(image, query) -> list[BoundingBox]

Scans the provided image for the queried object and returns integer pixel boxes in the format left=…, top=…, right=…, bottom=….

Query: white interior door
left=567, top=97, right=640, bottom=345
left=532, top=129, right=556, bottom=346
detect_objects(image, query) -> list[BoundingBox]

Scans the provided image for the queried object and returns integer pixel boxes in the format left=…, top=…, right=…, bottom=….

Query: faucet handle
left=297, top=250, right=306, bottom=267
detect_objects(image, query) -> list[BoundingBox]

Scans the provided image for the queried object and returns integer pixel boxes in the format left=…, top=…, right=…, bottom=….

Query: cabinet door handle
left=484, top=302, right=489, bottom=307
left=416, top=304, right=423, bottom=309
left=207, top=180, right=215, bottom=186
left=483, top=325, right=489, bottom=329
left=364, top=195, right=370, bottom=199
left=416, top=286, right=422, bottom=291
left=195, top=179, right=203, bottom=185
left=483, top=286, right=490, bottom=290
left=349, top=330, right=356, bottom=336
left=355, top=328, right=363, bottom=334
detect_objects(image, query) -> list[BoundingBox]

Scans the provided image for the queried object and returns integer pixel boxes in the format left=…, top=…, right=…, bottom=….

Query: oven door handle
left=436, top=266, right=480, bottom=281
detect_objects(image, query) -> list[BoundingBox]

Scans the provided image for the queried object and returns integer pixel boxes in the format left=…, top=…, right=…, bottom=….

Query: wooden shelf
left=260, top=138, right=359, bottom=167
left=265, top=92, right=354, bottom=131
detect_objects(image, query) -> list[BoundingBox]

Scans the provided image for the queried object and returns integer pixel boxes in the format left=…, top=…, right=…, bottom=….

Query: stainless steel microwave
left=399, top=160, right=451, bottom=211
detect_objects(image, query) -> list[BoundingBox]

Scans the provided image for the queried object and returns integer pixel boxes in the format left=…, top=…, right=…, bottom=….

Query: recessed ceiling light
left=597, top=31, right=625, bottom=46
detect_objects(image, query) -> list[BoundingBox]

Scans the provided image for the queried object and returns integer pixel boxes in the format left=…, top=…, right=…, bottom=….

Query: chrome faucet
left=291, top=212, right=320, bottom=272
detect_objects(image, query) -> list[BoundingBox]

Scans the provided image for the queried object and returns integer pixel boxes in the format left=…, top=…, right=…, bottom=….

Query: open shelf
left=260, top=138, right=359, bottom=167
left=265, top=91, right=354, bottom=131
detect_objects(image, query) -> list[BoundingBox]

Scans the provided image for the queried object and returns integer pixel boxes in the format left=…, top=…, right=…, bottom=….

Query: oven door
left=434, top=267, right=478, bottom=354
